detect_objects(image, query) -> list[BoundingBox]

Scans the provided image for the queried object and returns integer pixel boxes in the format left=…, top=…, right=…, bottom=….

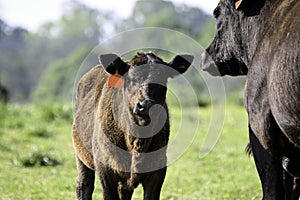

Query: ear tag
left=235, top=0, right=242, bottom=9
left=108, top=70, right=124, bottom=88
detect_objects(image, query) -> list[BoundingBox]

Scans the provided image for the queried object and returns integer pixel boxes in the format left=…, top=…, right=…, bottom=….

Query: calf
left=72, top=52, right=193, bottom=200
left=201, top=0, right=300, bottom=199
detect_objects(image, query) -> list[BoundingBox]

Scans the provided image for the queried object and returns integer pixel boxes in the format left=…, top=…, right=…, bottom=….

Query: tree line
left=0, top=0, right=221, bottom=103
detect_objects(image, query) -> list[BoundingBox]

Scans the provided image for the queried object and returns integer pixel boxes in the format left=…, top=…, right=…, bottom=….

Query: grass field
left=0, top=102, right=262, bottom=199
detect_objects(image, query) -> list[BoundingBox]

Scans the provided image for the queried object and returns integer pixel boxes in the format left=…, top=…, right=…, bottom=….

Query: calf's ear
left=168, top=54, right=194, bottom=76
left=235, top=0, right=266, bottom=16
left=99, top=53, right=129, bottom=76
left=99, top=53, right=129, bottom=88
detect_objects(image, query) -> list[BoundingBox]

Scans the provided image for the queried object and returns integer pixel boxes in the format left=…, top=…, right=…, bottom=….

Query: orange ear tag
left=108, top=70, right=124, bottom=88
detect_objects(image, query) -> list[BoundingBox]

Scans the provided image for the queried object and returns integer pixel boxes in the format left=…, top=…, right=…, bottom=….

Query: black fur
left=201, top=0, right=300, bottom=199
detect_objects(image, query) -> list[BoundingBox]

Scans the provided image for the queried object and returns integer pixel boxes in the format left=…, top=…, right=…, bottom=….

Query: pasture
left=0, top=102, right=262, bottom=199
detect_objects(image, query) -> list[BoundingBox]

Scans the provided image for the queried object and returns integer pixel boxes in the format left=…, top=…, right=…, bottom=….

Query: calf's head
left=100, top=52, right=193, bottom=127
left=201, top=0, right=265, bottom=76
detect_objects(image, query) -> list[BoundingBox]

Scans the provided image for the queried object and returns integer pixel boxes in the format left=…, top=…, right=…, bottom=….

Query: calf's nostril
left=133, top=102, right=145, bottom=115
left=137, top=102, right=144, bottom=111
left=133, top=100, right=154, bottom=116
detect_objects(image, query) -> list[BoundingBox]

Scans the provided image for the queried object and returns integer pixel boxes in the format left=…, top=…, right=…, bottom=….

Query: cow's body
left=201, top=0, right=300, bottom=199
left=72, top=52, right=193, bottom=200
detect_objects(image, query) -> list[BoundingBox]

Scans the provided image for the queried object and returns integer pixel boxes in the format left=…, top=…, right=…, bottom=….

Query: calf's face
left=201, top=0, right=265, bottom=76
left=100, top=52, right=193, bottom=126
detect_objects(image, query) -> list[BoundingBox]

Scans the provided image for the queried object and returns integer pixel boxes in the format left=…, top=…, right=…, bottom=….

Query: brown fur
left=72, top=52, right=193, bottom=200
left=72, top=66, right=107, bottom=170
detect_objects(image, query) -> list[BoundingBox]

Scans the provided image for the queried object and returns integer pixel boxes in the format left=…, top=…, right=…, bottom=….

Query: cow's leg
left=292, top=178, right=300, bottom=199
left=249, top=127, right=285, bottom=200
left=97, top=168, right=120, bottom=200
left=283, top=170, right=293, bottom=200
left=283, top=170, right=300, bottom=200
left=118, top=185, right=134, bottom=200
left=75, top=156, right=95, bottom=200
left=142, top=168, right=166, bottom=200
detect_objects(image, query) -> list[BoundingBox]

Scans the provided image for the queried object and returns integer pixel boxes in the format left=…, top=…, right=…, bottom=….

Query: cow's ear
left=99, top=54, right=129, bottom=88
left=99, top=53, right=129, bottom=76
left=235, top=0, right=266, bottom=16
left=168, top=54, right=194, bottom=77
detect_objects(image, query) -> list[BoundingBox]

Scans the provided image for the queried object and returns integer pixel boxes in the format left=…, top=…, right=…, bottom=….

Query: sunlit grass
left=0, top=103, right=261, bottom=199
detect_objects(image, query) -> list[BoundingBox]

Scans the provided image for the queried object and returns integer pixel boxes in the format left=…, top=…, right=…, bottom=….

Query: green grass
left=0, top=103, right=262, bottom=199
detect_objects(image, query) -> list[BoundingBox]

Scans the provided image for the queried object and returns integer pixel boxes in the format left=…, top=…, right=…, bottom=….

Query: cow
left=72, top=51, right=193, bottom=200
left=201, top=0, right=300, bottom=199
left=0, top=83, right=8, bottom=103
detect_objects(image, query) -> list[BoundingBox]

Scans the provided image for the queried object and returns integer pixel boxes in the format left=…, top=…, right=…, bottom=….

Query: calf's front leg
left=76, top=156, right=95, bottom=200
left=142, top=167, right=166, bottom=200
left=97, top=167, right=120, bottom=200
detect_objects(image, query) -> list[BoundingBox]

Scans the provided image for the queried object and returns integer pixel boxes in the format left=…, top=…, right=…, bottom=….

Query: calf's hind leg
left=76, top=156, right=95, bottom=200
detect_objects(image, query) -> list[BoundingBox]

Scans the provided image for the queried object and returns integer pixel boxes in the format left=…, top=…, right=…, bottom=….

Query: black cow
left=201, top=0, right=300, bottom=199
left=73, top=52, right=193, bottom=200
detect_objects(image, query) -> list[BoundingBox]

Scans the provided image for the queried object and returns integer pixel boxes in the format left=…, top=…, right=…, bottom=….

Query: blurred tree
left=0, top=24, right=31, bottom=100
left=0, top=1, right=110, bottom=102
left=37, top=0, right=103, bottom=57
left=31, top=46, right=91, bottom=102
left=0, top=0, right=245, bottom=104
left=116, top=0, right=211, bottom=40
left=0, top=19, right=8, bottom=38
left=199, top=19, right=216, bottom=47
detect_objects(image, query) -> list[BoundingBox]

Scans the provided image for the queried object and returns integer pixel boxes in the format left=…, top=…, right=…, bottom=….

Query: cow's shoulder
left=73, top=65, right=108, bottom=149
left=76, top=65, right=108, bottom=101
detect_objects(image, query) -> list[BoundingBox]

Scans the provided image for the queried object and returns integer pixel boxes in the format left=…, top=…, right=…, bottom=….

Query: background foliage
left=0, top=0, right=244, bottom=103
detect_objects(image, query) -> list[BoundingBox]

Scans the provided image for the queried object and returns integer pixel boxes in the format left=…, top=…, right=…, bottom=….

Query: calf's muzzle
left=133, top=99, right=155, bottom=117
